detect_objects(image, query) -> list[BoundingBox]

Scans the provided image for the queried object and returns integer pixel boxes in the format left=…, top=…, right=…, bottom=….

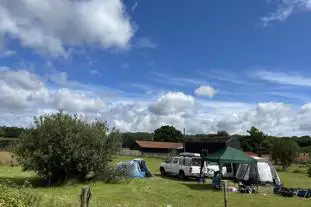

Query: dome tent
left=235, top=156, right=281, bottom=185
left=116, top=158, right=152, bottom=178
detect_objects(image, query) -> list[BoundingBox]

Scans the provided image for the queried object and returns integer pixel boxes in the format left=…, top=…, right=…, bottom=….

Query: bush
left=292, top=169, right=303, bottom=174
left=11, top=110, right=122, bottom=185
left=0, top=183, right=42, bottom=207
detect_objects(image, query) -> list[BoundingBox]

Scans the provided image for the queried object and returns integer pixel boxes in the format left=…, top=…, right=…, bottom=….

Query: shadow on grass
left=153, top=173, right=194, bottom=182
left=0, top=175, right=88, bottom=188
left=182, top=183, right=219, bottom=191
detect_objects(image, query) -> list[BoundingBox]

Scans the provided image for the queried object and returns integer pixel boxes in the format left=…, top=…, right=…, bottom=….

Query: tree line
left=3, top=110, right=311, bottom=187
left=0, top=126, right=26, bottom=138
left=3, top=124, right=311, bottom=153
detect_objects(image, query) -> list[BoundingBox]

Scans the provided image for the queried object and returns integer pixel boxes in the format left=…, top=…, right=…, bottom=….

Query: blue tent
left=116, top=159, right=152, bottom=178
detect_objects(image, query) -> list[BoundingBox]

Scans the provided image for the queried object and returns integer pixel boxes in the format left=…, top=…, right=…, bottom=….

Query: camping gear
left=133, top=158, right=152, bottom=177
left=238, top=184, right=254, bottom=194
left=212, top=171, right=221, bottom=189
left=297, top=189, right=311, bottom=198
left=116, top=159, right=152, bottom=178
left=236, top=156, right=281, bottom=185
left=202, top=147, right=258, bottom=191
left=273, top=184, right=282, bottom=194
left=279, top=187, right=295, bottom=197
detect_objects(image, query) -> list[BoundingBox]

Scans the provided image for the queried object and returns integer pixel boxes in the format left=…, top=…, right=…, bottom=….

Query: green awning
left=203, top=147, right=257, bottom=164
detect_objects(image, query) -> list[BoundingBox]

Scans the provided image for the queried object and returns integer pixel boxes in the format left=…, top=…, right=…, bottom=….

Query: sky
left=1, top=0, right=311, bottom=136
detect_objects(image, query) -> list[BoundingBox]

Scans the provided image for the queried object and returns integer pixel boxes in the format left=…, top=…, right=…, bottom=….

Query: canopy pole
left=218, top=162, right=222, bottom=190
left=256, top=165, right=259, bottom=193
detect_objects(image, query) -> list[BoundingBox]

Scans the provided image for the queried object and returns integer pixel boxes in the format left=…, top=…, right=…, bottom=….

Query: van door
left=171, top=158, right=179, bottom=174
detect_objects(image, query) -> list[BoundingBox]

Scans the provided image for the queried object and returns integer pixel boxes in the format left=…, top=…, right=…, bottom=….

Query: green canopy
left=203, top=147, right=257, bottom=164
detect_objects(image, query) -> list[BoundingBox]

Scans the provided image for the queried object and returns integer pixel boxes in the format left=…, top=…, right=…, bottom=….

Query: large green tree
left=247, top=126, right=265, bottom=155
left=153, top=125, right=183, bottom=142
left=271, top=138, right=300, bottom=170
left=11, top=110, right=121, bottom=184
left=121, top=132, right=153, bottom=148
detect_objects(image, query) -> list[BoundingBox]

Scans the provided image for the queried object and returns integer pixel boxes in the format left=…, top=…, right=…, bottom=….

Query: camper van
left=160, top=152, right=230, bottom=179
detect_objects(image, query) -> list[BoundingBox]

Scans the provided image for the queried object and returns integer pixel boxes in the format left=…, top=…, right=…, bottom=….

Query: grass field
left=0, top=154, right=311, bottom=207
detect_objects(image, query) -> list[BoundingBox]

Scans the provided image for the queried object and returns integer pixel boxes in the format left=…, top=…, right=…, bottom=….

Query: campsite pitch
left=0, top=156, right=311, bottom=207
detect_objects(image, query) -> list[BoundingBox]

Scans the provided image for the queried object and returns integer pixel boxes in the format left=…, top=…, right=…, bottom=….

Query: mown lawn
left=0, top=156, right=311, bottom=207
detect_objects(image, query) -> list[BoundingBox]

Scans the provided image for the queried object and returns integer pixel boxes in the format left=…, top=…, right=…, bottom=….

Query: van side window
left=179, top=158, right=185, bottom=165
left=167, top=158, right=173, bottom=163
left=173, top=158, right=178, bottom=164
left=185, top=158, right=191, bottom=166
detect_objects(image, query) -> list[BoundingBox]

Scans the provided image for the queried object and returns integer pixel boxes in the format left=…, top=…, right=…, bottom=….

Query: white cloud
left=151, top=72, right=208, bottom=86
left=0, top=0, right=134, bottom=56
left=148, top=92, right=195, bottom=115
left=261, top=0, right=311, bottom=25
left=194, top=85, right=217, bottom=97
left=90, top=69, right=102, bottom=76
left=255, top=70, right=311, bottom=87
left=0, top=68, right=105, bottom=113
left=4, top=68, right=311, bottom=136
left=134, top=37, right=157, bottom=49
left=1, top=50, right=16, bottom=57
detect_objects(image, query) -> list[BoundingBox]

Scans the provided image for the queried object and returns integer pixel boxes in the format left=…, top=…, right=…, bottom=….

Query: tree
left=121, top=132, right=153, bottom=148
left=247, top=127, right=265, bottom=155
left=11, top=110, right=121, bottom=184
left=216, top=131, right=229, bottom=137
left=0, top=127, right=5, bottom=137
left=153, top=125, right=183, bottom=142
left=271, top=138, right=300, bottom=170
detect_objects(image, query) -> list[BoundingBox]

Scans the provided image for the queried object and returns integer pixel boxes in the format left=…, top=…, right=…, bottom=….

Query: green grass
left=0, top=156, right=311, bottom=207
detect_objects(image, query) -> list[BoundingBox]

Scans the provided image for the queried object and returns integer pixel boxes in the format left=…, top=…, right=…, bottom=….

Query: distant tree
left=1, top=126, right=25, bottom=138
left=247, top=127, right=265, bottom=155
left=0, top=127, right=5, bottom=137
left=11, top=110, right=121, bottom=184
left=216, top=131, right=230, bottom=137
left=153, top=125, right=183, bottom=142
left=121, top=132, right=153, bottom=148
left=271, top=138, right=300, bottom=171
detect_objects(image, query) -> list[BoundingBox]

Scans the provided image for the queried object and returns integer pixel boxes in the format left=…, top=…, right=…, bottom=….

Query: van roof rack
left=179, top=152, right=201, bottom=157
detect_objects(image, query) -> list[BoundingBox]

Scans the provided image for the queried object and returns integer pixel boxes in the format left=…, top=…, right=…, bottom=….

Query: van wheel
left=178, top=171, right=185, bottom=180
left=160, top=167, right=166, bottom=176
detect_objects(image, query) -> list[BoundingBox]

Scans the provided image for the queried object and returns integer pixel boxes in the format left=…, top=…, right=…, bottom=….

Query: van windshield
left=191, top=158, right=201, bottom=166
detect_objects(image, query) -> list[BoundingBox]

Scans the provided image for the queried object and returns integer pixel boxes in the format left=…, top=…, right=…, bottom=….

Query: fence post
left=223, top=180, right=228, bottom=207
left=80, top=186, right=91, bottom=207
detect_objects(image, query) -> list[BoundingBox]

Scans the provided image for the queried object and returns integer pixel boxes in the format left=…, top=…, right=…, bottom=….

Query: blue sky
left=2, top=0, right=311, bottom=136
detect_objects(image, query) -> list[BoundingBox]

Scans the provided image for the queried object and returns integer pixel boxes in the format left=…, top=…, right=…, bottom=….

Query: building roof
left=245, top=151, right=259, bottom=157
left=296, top=152, right=310, bottom=162
left=135, top=140, right=184, bottom=149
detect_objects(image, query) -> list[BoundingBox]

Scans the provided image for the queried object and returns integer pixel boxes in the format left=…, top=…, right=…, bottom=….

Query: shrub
left=292, top=169, right=303, bottom=174
left=0, top=184, right=42, bottom=207
left=11, top=110, right=122, bottom=185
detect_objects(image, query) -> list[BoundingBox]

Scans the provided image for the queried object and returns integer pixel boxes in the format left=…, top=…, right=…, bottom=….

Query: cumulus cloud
left=148, top=92, right=195, bottom=115
left=0, top=0, right=134, bottom=56
left=194, top=85, right=217, bottom=97
left=3, top=69, right=311, bottom=136
left=0, top=68, right=105, bottom=113
left=261, top=0, right=311, bottom=25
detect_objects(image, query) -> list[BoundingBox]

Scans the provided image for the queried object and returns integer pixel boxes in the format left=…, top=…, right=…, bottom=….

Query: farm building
left=131, top=140, right=184, bottom=154
left=184, top=135, right=241, bottom=156
left=295, top=152, right=310, bottom=163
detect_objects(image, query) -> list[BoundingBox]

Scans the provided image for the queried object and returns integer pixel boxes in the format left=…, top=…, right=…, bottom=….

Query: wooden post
left=223, top=180, right=228, bottom=207
left=80, top=186, right=92, bottom=207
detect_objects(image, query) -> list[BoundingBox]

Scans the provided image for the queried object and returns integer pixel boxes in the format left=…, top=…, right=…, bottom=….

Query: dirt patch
left=0, top=151, right=15, bottom=165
